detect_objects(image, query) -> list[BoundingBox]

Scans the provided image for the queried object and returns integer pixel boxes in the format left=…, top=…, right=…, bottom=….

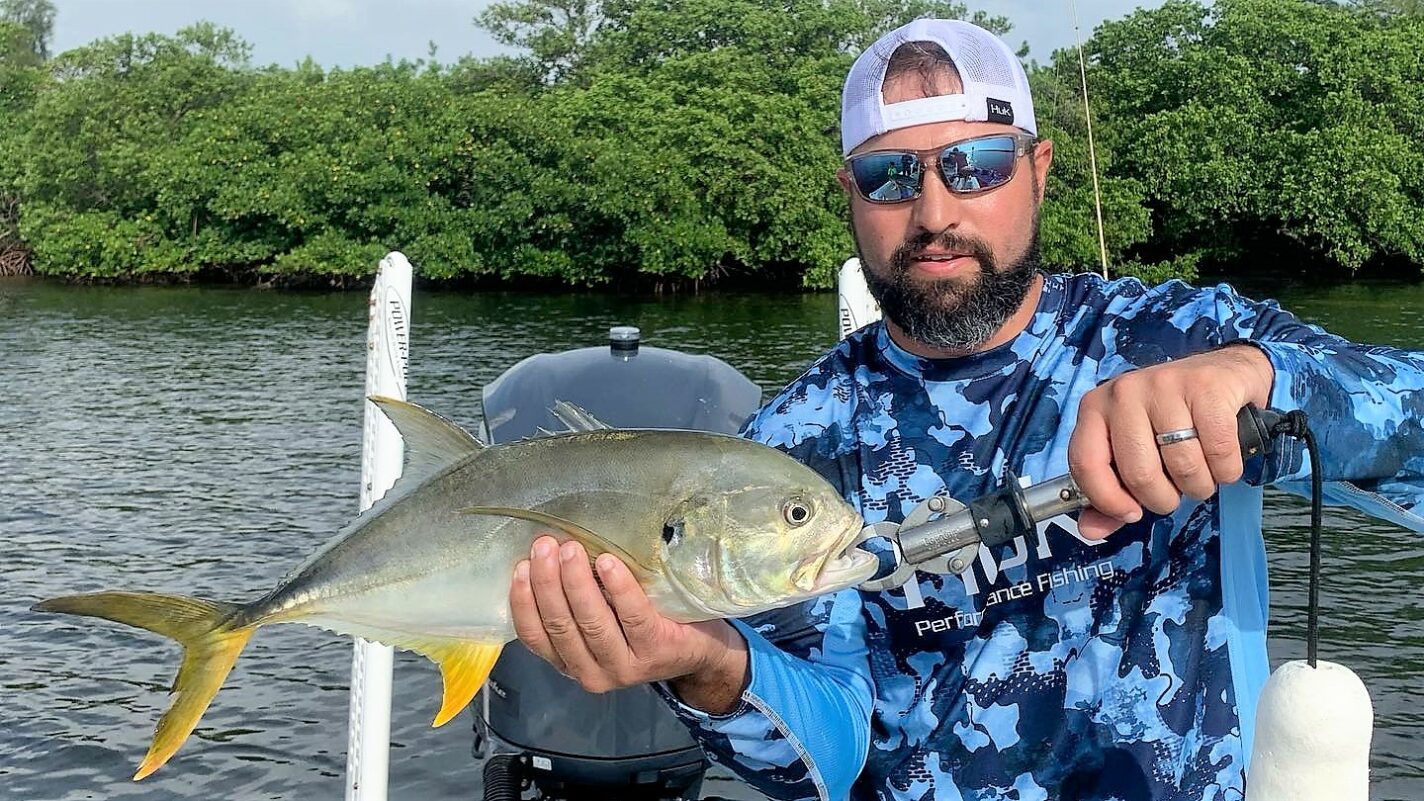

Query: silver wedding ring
left=1154, top=427, right=1200, bottom=447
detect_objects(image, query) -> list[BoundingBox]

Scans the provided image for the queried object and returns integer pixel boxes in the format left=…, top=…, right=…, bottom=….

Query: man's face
left=838, top=76, right=1054, bottom=353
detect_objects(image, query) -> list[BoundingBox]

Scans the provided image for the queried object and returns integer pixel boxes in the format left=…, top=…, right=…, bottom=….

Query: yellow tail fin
left=33, top=591, right=256, bottom=780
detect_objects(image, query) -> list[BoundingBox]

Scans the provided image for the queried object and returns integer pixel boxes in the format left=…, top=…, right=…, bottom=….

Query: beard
left=857, top=221, right=1041, bottom=353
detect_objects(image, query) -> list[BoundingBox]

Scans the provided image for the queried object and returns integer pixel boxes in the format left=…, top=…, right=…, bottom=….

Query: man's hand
left=1068, top=345, right=1275, bottom=540
left=510, top=535, right=749, bottom=714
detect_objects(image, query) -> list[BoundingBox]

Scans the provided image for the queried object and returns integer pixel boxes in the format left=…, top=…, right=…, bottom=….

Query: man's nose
left=910, top=164, right=963, bottom=235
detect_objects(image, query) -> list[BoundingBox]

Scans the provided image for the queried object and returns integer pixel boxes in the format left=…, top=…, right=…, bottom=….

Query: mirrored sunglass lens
left=940, top=136, right=1018, bottom=192
left=851, top=153, right=922, bottom=202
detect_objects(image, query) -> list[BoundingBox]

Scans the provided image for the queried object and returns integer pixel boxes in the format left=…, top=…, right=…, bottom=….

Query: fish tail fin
left=32, top=591, right=255, bottom=780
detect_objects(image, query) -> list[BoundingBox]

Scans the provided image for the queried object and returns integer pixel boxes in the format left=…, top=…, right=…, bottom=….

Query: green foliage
left=8, top=2, right=1015, bottom=285
left=3, top=0, right=1419, bottom=285
left=1347, top=0, right=1424, bottom=17
left=14, top=25, right=259, bottom=277
left=1086, top=0, right=1424, bottom=275
left=478, top=0, right=599, bottom=81
left=0, top=0, right=53, bottom=62
left=0, top=18, right=43, bottom=273
left=1029, top=66, right=1153, bottom=275
left=478, top=0, right=1010, bottom=83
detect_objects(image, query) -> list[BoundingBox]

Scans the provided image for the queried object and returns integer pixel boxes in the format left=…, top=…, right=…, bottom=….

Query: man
left=944, top=146, right=978, bottom=191
left=508, top=19, right=1424, bottom=801
left=869, top=158, right=915, bottom=202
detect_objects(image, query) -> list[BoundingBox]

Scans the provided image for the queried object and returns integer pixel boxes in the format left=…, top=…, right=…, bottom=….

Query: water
left=2, top=276, right=1421, bottom=800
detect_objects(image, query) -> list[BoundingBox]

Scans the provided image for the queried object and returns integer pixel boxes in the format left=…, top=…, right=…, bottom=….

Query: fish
left=32, top=396, right=877, bottom=780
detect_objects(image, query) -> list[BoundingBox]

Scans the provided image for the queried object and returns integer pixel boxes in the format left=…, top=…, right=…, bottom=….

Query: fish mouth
left=808, top=524, right=879, bottom=592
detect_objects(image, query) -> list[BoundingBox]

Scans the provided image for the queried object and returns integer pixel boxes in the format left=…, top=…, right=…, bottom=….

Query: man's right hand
left=509, top=535, right=749, bottom=714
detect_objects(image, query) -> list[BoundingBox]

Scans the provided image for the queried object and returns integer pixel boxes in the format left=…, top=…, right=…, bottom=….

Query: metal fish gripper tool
left=856, top=403, right=1288, bottom=589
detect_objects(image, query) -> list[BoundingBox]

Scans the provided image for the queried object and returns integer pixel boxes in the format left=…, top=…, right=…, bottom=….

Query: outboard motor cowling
left=472, top=328, right=762, bottom=801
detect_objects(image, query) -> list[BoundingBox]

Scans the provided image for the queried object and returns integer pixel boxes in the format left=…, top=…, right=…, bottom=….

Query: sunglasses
left=845, top=133, right=1038, bottom=204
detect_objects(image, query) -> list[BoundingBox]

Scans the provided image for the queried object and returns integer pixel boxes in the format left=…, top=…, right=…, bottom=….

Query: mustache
left=888, top=231, right=997, bottom=276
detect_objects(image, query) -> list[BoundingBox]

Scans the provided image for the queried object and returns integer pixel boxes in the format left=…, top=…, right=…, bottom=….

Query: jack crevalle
left=33, top=397, right=876, bottom=779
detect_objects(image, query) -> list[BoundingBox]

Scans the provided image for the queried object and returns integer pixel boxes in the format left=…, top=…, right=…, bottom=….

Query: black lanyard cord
left=1302, top=424, right=1323, bottom=668
left=1268, top=410, right=1323, bottom=668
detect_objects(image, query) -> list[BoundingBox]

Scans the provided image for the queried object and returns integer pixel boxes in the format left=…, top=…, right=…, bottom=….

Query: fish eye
left=662, top=518, right=683, bottom=546
left=782, top=499, right=813, bottom=527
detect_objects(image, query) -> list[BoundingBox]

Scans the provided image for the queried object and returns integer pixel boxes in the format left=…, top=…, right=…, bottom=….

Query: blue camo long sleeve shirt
left=656, top=273, right=1424, bottom=801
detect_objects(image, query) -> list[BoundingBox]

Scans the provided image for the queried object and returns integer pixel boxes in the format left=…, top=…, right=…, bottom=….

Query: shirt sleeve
left=1213, top=285, right=1424, bottom=526
left=652, top=360, right=877, bottom=801
left=654, top=591, right=874, bottom=801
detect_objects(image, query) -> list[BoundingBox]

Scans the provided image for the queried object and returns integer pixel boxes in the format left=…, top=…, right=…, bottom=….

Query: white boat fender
left=1248, top=658, right=1373, bottom=801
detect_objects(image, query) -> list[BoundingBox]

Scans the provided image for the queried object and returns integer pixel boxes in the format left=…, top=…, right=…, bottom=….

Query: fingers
left=597, top=554, right=660, bottom=649
left=1190, top=396, right=1245, bottom=487
left=525, top=536, right=602, bottom=683
left=1077, top=507, right=1125, bottom=541
left=1110, top=400, right=1181, bottom=516
left=1147, top=396, right=1214, bottom=503
left=1071, top=355, right=1260, bottom=539
left=512, top=536, right=650, bottom=694
left=1068, top=400, right=1140, bottom=539
left=559, top=543, right=635, bottom=679
left=510, top=559, right=564, bottom=672
left=507, top=537, right=717, bottom=692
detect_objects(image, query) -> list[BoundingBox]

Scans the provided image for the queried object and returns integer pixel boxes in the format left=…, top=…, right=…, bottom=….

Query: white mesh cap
left=841, top=19, right=1036, bottom=156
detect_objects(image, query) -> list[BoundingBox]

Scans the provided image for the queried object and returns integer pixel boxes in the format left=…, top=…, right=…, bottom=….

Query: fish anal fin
left=459, top=505, right=649, bottom=577
left=340, top=629, right=502, bottom=727
left=413, top=639, right=503, bottom=727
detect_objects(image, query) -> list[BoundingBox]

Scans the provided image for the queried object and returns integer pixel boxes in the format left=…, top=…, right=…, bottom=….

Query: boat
left=346, top=252, right=1376, bottom=801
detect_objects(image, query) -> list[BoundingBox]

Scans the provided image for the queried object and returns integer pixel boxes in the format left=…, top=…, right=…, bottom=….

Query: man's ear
left=836, top=167, right=854, bottom=198
left=1031, top=139, right=1054, bottom=204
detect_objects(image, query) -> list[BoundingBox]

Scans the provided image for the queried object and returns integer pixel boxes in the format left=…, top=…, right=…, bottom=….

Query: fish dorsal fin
left=459, top=505, right=650, bottom=577
left=551, top=400, right=612, bottom=432
left=369, top=396, right=485, bottom=489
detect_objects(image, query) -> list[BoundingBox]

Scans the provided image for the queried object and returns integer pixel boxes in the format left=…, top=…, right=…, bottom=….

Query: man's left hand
left=1067, top=344, right=1275, bottom=540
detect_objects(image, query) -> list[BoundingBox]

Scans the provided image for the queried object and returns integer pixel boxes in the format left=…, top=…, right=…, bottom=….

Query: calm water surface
left=2, top=276, right=1422, bottom=800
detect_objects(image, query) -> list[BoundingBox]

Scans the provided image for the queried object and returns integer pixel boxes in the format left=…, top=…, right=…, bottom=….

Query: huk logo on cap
left=987, top=98, right=1014, bottom=125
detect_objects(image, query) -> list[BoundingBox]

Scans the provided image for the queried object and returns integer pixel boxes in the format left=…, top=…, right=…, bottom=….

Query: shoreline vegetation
left=1, top=0, right=1421, bottom=291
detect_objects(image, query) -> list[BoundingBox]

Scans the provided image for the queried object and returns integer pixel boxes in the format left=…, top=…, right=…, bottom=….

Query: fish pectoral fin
left=459, top=505, right=650, bottom=576
left=368, top=396, right=485, bottom=491
left=422, top=640, right=503, bottom=727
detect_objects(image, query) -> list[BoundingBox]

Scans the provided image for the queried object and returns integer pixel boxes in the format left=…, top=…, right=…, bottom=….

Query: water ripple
left=4, top=279, right=1422, bottom=800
